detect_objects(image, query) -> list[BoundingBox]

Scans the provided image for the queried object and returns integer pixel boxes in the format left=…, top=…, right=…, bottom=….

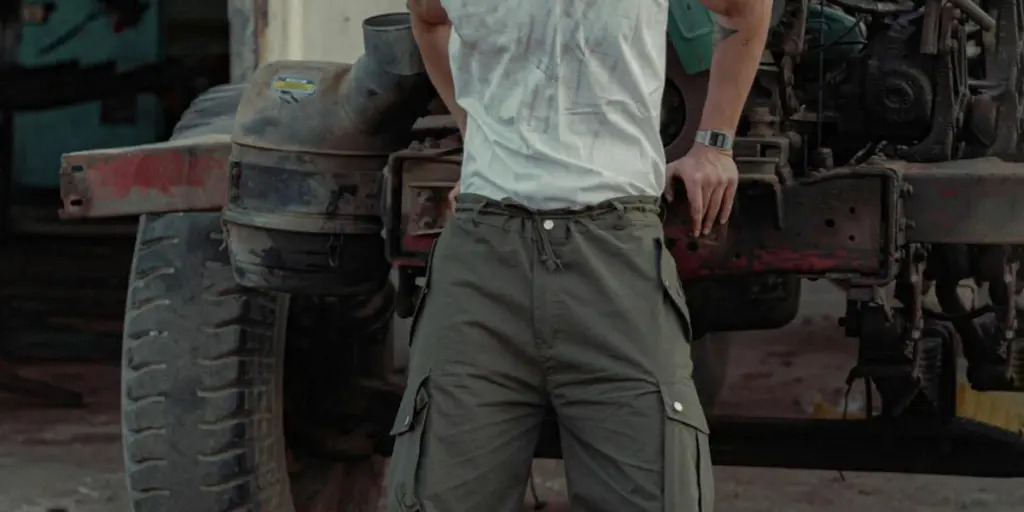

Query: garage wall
left=166, top=0, right=228, bottom=58
left=263, top=0, right=408, bottom=64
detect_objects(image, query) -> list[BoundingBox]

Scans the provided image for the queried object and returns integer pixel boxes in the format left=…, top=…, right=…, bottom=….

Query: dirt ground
left=2, top=282, right=1023, bottom=511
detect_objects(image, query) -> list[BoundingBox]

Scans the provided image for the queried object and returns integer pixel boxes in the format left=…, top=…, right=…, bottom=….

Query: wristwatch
left=695, top=129, right=734, bottom=151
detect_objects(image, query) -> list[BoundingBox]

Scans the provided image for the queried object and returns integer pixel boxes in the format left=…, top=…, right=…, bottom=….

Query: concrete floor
left=2, top=282, right=1023, bottom=511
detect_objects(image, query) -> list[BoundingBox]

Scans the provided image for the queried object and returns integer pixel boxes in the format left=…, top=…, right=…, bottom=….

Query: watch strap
left=695, top=129, right=734, bottom=151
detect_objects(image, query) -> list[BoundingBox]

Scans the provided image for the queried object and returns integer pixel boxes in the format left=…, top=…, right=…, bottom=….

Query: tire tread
left=121, top=213, right=290, bottom=512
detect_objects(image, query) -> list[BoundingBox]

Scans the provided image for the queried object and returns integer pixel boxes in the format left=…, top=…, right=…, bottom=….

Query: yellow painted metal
left=956, top=379, right=1024, bottom=437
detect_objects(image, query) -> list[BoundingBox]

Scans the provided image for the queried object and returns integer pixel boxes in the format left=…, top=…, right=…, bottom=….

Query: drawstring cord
left=498, top=198, right=564, bottom=271
left=534, top=214, right=563, bottom=271
left=455, top=196, right=659, bottom=272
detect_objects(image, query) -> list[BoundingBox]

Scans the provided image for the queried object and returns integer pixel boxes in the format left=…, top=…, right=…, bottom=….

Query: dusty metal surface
left=58, top=82, right=244, bottom=220
left=899, top=158, right=1024, bottom=244
left=384, top=148, right=902, bottom=281
left=223, top=16, right=433, bottom=294
left=58, top=135, right=231, bottom=219
left=386, top=150, right=1024, bottom=279
left=54, top=118, right=450, bottom=221
left=664, top=167, right=900, bottom=280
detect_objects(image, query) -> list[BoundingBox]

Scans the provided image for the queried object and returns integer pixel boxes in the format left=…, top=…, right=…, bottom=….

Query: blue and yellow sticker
left=271, top=76, right=316, bottom=99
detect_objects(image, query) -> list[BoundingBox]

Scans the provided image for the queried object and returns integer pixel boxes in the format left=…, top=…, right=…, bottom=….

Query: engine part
left=947, top=0, right=996, bottom=32
left=224, top=12, right=434, bottom=295
left=803, top=4, right=868, bottom=69
left=899, top=7, right=971, bottom=162
left=958, top=254, right=1024, bottom=390
left=984, top=0, right=1024, bottom=159
left=844, top=244, right=959, bottom=418
left=860, top=21, right=937, bottom=143
left=865, top=66, right=933, bottom=126
left=829, top=0, right=915, bottom=14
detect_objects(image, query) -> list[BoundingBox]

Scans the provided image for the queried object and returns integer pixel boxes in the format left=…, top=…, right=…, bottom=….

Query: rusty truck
left=57, top=0, right=1024, bottom=510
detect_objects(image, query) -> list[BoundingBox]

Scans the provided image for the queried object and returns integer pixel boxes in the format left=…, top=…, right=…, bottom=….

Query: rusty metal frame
left=381, top=150, right=1024, bottom=281
left=383, top=148, right=906, bottom=281
left=57, top=135, right=1024, bottom=271
left=58, top=135, right=231, bottom=219
left=382, top=147, right=463, bottom=268
left=664, top=166, right=903, bottom=281
left=899, top=158, right=1024, bottom=244
left=56, top=0, right=267, bottom=220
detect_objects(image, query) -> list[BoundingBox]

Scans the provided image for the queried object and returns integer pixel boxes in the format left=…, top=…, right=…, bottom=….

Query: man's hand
left=665, top=145, right=738, bottom=237
left=448, top=181, right=460, bottom=213
left=665, top=0, right=768, bottom=236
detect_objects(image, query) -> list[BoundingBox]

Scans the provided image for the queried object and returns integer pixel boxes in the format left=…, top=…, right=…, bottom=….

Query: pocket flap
left=657, top=238, right=693, bottom=341
left=390, top=373, right=430, bottom=436
left=661, top=381, right=710, bottom=435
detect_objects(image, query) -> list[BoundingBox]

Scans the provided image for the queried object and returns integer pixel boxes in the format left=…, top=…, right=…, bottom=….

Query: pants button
left=542, top=219, right=555, bottom=230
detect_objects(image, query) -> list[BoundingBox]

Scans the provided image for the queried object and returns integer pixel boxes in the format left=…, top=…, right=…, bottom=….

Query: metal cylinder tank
left=224, top=12, right=432, bottom=296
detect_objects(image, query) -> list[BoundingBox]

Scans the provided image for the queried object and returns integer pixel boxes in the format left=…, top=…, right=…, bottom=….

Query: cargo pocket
left=408, top=239, right=440, bottom=346
left=661, top=381, right=714, bottom=512
left=387, top=373, right=431, bottom=511
left=656, top=237, right=693, bottom=341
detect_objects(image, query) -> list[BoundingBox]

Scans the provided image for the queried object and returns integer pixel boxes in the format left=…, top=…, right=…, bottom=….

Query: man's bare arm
left=408, top=0, right=467, bottom=135
left=696, top=0, right=772, bottom=143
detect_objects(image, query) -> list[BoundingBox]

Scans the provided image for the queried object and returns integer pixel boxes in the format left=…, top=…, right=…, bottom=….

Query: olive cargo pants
left=386, top=194, right=714, bottom=512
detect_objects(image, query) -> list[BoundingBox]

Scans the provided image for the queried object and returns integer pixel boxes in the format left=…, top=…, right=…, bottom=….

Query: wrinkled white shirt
left=442, top=0, right=669, bottom=209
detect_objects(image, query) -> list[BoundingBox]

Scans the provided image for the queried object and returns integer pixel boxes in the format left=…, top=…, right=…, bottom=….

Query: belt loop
left=470, top=201, right=485, bottom=227
left=611, top=200, right=628, bottom=230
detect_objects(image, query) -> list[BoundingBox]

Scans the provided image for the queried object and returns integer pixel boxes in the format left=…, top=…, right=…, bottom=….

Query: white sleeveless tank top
left=441, top=0, right=670, bottom=209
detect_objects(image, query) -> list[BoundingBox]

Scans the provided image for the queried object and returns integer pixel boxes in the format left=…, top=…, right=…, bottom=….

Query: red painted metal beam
left=58, top=135, right=231, bottom=219
left=387, top=156, right=903, bottom=281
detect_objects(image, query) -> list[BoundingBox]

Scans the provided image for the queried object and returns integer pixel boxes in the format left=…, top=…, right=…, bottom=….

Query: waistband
left=452, top=193, right=664, bottom=271
left=454, top=193, right=662, bottom=218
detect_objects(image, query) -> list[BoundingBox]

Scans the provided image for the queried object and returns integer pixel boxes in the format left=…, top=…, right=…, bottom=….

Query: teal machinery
left=12, top=0, right=162, bottom=190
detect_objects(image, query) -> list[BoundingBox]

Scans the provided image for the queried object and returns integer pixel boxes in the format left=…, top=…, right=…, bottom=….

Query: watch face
left=708, top=132, right=727, bottom=148
left=698, top=130, right=732, bottom=149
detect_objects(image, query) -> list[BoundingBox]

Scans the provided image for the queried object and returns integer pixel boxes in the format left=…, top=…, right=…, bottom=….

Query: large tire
left=121, top=212, right=295, bottom=511
left=120, top=212, right=386, bottom=512
left=692, top=333, right=732, bottom=410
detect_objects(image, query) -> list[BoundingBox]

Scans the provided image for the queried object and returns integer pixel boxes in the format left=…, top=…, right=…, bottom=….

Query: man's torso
left=442, top=0, right=670, bottom=209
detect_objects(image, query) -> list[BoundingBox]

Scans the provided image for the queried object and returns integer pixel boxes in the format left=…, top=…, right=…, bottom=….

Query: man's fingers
left=703, top=185, right=725, bottom=235
left=684, top=175, right=703, bottom=236
left=448, top=183, right=460, bottom=213
left=718, top=181, right=738, bottom=225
